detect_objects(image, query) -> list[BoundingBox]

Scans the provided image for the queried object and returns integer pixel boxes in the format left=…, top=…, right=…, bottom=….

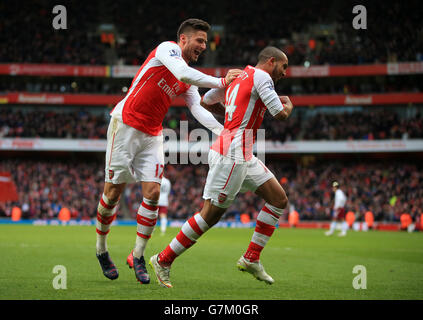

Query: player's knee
left=282, top=196, right=288, bottom=209
left=200, top=202, right=226, bottom=227
left=271, top=193, right=288, bottom=209
left=143, top=186, right=161, bottom=201
left=104, top=188, right=121, bottom=203
left=279, top=196, right=288, bottom=209
left=103, top=182, right=125, bottom=203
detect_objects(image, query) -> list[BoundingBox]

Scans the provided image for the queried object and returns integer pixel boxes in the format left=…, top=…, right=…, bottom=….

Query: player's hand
left=224, top=69, right=243, bottom=85
left=274, top=96, right=294, bottom=121
left=281, top=95, right=293, bottom=112
left=279, top=96, right=292, bottom=105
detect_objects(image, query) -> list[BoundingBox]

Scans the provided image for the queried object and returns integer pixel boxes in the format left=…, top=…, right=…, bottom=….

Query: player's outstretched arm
left=156, top=42, right=241, bottom=89
left=184, top=86, right=224, bottom=136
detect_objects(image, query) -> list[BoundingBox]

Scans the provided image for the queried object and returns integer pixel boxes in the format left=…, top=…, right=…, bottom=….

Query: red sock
left=243, top=205, right=279, bottom=262
left=244, top=242, right=264, bottom=262
left=158, top=212, right=209, bottom=266
left=158, top=245, right=178, bottom=267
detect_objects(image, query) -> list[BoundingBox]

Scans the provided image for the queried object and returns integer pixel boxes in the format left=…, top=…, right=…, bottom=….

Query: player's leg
left=126, top=184, right=161, bottom=271
left=339, top=220, right=348, bottom=236
left=129, top=133, right=164, bottom=284
left=246, top=177, right=287, bottom=261
left=134, top=181, right=160, bottom=257
left=96, top=182, right=125, bottom=280
left=326, top=219, right=337, bottom=235
left=237, top=173, right=287, bottom=284
left=126, top=181, right=160, bottom=284
left=96, top=117, right=134, bottom=280
left=150, top=150, right=244, bottom=287
left=157, top=200, right=226, bottom=266
left=326, top=209, right=338, bottom=236
left=158, top=151, right=244, bottom=260
left=150, top=201, right=226, bottom=288
left=125, top=182, right=160, bottom=269
left=96, top=182, right=125, bottom=254
left=150, top=162, right=239, bottom=287
left=338, top=209, right=348, bottom=236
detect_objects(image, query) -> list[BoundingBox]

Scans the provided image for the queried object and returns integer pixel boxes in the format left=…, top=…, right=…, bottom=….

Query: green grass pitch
left=0, top=225, right=422, bottom=300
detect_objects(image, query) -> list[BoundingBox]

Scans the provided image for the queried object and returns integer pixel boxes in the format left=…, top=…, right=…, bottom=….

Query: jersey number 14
left=225, top=84, right=240, bottom=121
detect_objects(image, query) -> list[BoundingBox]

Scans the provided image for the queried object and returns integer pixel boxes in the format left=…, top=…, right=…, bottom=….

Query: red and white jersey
left=207, top=66, right=284, bottom=161
left=111, top=41, right=225, bottom=136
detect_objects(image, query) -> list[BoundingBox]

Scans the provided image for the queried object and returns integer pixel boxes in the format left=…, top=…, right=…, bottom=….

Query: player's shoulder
left=336, top=188, right=346, bottom=195
left=157, top=41, right=181, bottom=54
left=251, top=67, right=274, bottom=91
left=252, top=67, right=272, bottom=84
left=250, top=66, right=270, bottom=78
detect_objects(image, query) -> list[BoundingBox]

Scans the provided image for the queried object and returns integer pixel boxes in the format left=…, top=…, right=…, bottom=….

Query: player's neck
left=182, top=55, right=190, bottom=64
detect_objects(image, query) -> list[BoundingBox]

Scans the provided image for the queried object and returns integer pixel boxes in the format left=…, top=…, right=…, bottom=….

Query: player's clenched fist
left=224, top=69, right=243, bottom=85
left=278, top=96, right=294, bottom=119
left=279, top=95, right=292, bottom=106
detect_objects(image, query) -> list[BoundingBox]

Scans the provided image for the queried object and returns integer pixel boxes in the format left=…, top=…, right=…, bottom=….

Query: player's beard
left=191, top=51, right=198, bottom=62
left=271, top=66, right=280, bottom=83
left=271, top=64, right=285, bottom=83
left=191, top=48, right=202, bottom=62
left=183, top=47, right=198, bottom=63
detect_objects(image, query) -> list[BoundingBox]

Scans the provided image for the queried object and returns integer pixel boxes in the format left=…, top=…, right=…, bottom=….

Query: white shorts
left=203, top=150, right=275, bottom=208
left=105, top=117, right=164, bottom=184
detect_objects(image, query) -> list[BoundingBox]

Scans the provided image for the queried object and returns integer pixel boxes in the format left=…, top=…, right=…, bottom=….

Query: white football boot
left=149, top=254, right=173, bottom=288
left=237, top=256, right=274, bottom=284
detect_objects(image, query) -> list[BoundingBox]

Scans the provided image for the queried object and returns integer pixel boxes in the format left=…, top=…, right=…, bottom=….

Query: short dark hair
left=177, top=18, right=210, bottom=42
left=258, top=46, right=286, bottom=63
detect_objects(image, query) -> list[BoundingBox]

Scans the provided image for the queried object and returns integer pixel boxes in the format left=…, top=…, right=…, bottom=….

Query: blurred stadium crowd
left=0, top=108, right=109, bottom=139
left=1, top=158, right=421, bottom=224
left=2, top=107, right=422, bottom=141
left=1, top=75, right=422, bottom=95
left=1, top=0, right=422, bottom=66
